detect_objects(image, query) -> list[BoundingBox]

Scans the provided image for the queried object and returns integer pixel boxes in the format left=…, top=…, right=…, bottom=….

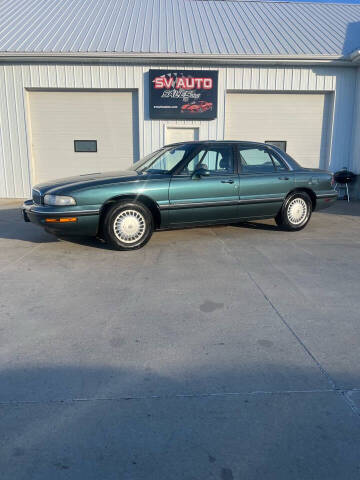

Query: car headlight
left=44, top=195, right=76, bottom=206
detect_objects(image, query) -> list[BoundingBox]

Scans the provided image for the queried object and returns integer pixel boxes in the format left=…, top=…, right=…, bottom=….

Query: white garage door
left=225, top=92, right=332, bottom=168
left=28, top=90, right=137, bottom=184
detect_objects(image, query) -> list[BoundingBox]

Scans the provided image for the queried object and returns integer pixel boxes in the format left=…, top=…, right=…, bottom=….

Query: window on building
left=74, top=140, right=97, bottom=152
left=265, top=140, right=287, bottom=152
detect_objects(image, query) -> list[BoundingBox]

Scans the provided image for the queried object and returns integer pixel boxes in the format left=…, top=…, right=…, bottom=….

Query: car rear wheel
left=275, top=192, right=312, bottom=231
left=103, top=201, right=154, bottom=250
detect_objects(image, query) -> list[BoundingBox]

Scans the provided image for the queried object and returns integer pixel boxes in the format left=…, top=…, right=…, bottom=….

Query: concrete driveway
left=1, top=199, right=360, bottom=480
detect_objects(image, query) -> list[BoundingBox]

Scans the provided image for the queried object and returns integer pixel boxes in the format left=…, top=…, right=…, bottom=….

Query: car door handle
left=278, top=176, right=290, bottom=180
left=221, top=179, right=234, bottom=184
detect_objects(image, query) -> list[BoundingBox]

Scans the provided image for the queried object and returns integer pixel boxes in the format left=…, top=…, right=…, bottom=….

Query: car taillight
left=330, top=174, right=335, bottom=187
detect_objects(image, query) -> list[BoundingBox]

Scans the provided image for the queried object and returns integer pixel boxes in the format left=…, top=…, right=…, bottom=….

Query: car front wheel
left=275, top=192, right=312, bottom=231
left=103, top=201, right=154, bottom=250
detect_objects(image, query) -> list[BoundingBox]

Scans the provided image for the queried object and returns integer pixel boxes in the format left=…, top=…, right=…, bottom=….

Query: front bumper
left=22, top=200, right=100, bottom=236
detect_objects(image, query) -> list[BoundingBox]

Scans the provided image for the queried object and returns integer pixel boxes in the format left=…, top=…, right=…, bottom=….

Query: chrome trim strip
left=27, top=206, right=100, bottom=216
left=159, top=197, right=283, bottom=210
left=239, top=197, right=283, bottom=205
left=22, top=201, right=33, bottom=211
left=316, top=193, right=338, bottom=199
left=159, top=200, right=238, bottom=210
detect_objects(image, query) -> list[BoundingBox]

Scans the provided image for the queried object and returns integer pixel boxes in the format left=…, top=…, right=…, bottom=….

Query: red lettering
left=185, top=77, right=195, bottom=89
left=154, top=75, right=213, bottom=90
left=154, top=77, right=164, bottom=89
left=163, top=76, right=173, bottom=89
left=194, top=78, right=202, bottom=89
left=154, top=76, right=174, bottom=89
left=175, top=77, right=186, bottom=89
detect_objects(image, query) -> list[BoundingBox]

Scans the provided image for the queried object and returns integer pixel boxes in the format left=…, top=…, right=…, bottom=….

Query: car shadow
left=231, top=221, right=280, bottom=231
left=0, top=205, right=281, bottom=247
left=2, top=202, right=359, bottom=250
left=58, top=235, right=115, bottom=250
left=0, top=208, right=58, bottom=243
left=0, top=204, right=284, bottom=250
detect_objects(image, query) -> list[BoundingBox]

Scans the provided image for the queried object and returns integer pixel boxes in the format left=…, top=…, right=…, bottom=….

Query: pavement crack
left=246, top=270, right=337, bottom=390
left=0, top=388, right=344, bottom=406
left=340, top=390, right=360, bottom=418
left=209, top=227, right=360, bottom=420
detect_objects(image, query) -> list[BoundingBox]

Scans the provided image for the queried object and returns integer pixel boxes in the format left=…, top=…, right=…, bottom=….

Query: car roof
left=164, top=140, right=271, bottom=148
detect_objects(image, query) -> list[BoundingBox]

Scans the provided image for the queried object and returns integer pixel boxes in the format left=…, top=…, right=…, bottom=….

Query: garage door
left=225, top=92, right=331, bottom=169
left=28, top=91, right=137, bottom=184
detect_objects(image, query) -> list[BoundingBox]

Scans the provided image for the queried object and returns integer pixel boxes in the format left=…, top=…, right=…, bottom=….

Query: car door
left=237, top=145, right=294, bottom=218
left=168, top=143, right=240, bottom=225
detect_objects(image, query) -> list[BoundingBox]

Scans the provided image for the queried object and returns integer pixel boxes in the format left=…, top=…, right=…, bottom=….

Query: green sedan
left=23, top=141, right=338, bottom=250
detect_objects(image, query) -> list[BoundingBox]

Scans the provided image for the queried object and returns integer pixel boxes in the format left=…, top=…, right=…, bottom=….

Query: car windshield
left=132, top=144, right=194, bottom=174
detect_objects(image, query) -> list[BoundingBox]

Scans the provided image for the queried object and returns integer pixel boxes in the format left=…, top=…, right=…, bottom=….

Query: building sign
left=149, top=69, right=218, bottom=120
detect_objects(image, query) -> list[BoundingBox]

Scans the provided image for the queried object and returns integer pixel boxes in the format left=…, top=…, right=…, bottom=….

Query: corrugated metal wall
left=0, top=63, right=357, bottom=198
left=350, top=67, right=360, bottom=175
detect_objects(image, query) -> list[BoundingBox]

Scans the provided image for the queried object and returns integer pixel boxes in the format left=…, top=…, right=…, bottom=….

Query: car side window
left=148, top=148, right=187, bottom=172
left=271, top=154, right=288, bottom=171
left=239, top=147, right=276, bottom=174
left=182, top=145, right=234, bottom=175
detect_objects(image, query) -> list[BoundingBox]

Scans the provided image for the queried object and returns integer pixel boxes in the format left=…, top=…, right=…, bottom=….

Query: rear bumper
left=22, top=200, right=100, bottom=236
left=315, top=192, right=338, bottom=210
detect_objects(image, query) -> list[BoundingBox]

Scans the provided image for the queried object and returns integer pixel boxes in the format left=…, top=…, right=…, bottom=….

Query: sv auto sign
left=149, top=69, right=218, bottom=120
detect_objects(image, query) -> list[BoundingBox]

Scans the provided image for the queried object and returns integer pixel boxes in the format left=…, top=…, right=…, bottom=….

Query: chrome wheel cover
left=287, top=198, right=308, bottom=225
left=113, top=209, right=146, bottom=243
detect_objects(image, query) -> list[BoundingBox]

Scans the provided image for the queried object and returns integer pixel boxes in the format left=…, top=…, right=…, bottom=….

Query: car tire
left=103, top=201, right=154, bottom=250
left=275, top=191, right=312, bottom=231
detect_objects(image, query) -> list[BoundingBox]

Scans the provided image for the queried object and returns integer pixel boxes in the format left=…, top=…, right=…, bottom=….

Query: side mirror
left=192, top=167, right=210, bottom=179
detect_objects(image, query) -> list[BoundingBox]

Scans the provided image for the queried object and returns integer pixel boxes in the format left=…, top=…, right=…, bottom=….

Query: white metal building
left=0, top=0, right=360, bottom=198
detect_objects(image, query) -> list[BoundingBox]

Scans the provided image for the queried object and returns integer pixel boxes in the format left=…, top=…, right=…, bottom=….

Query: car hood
left=34, top=170, right=139, bottom=193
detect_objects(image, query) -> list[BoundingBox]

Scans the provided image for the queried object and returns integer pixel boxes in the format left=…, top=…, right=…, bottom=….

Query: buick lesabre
left=23, top=141, right=338, bottom=250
